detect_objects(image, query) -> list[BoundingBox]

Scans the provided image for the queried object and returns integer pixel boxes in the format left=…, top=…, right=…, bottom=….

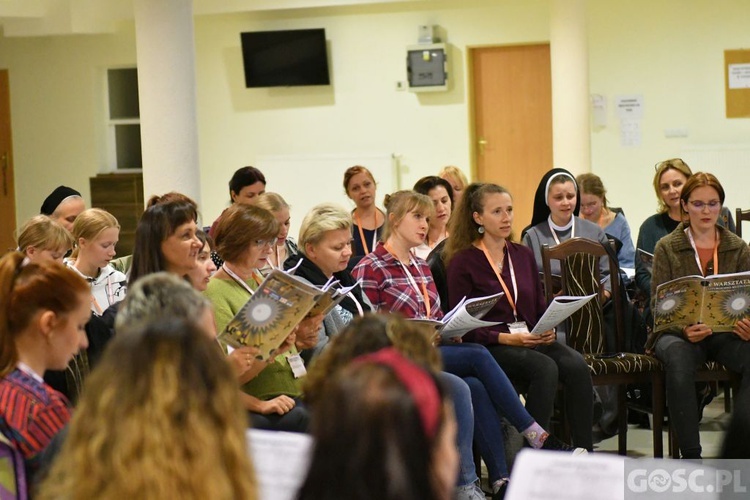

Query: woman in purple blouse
left=444, top=183, right=594, bottom=451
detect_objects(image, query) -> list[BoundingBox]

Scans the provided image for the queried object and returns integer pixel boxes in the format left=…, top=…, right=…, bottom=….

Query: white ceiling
left=0, top=0, right=429, bottom=37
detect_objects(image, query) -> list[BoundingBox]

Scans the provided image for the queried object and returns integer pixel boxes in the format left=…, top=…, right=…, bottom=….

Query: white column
left=133, top=0, right=201, bottom=205
left=550, top=0, right=590, bottom=174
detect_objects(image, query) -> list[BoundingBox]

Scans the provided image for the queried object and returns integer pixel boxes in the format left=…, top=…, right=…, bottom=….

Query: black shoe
left=540, top=434, right=588, bottom=455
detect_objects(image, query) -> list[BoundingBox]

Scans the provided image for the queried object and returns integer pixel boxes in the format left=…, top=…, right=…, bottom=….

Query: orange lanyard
left=354, top=210, right=378, bottom=254
left=686, top=227, right=719, bottom=275
left=385, top=242, right=431, bottom=317
left=479, top=240, right=518, bottom=319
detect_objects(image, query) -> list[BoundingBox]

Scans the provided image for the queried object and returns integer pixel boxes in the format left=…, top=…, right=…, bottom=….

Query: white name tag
left=508, top=321, right=529, bottom=334
left=288, top=354, right=307, bottom=379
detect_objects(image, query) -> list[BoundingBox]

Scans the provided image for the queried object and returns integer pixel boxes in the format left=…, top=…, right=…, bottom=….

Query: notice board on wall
left=725, top=49, right=750, bottom=118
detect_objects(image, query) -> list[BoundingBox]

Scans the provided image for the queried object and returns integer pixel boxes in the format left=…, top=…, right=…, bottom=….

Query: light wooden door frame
left=0, top=70, right=16, bottom=254
left=469, top=44, right=553, bottom=238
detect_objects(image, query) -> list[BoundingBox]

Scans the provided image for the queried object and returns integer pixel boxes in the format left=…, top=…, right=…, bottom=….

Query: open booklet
left=530, top=293, right=598, bottom=334
left=410, top=292, right=504, bottom=340
left=218, top=268, right=332, bottom=360
left=306, top=274, right=363, bottom=317
left=636, top=248, right=654, bottom=274
left=653, top=270, right=750, bottom=333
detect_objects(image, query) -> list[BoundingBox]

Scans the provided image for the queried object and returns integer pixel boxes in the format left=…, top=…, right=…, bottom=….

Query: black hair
left=228, top=167, right=266, bottom=203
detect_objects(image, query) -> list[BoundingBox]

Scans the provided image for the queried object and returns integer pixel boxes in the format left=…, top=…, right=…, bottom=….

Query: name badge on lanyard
left=288, top=354, right=307, bottom=378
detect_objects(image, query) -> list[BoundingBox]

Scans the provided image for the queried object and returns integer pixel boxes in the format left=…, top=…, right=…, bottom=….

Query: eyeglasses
left=580, top=201, right=600, bottom=210
left=254, top=239, right=275, bottom=248
left=654, top=158, right=685, bottom=171
left=687, top=200, right=721, bottom=211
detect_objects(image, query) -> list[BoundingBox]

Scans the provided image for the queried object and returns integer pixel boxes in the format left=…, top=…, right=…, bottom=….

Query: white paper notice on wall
left=591, top=94, right=607, bottom=128
left=620, top=119, right=641, bottom=148
left=615, top=95, right=644, bottom=119
left=728, top=63, right=750, bottom=89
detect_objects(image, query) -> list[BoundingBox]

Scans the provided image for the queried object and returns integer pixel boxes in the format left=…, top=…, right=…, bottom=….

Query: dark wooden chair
left=735, top=208, right=750, bottom=239
left=541, top=237, right=665, bottom=457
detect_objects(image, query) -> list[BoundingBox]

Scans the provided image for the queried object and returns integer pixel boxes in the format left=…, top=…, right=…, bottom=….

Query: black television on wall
left=240, top=28, right=330, bottom=88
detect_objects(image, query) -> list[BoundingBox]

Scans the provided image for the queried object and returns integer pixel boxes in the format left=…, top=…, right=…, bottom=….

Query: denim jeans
left=655, top=332, right=750, bottom=458
left=486, top=341, right=594, bottom=450
left=440, top=343, right=537, bottom=481
left=439, top=371, right=478, bottom=487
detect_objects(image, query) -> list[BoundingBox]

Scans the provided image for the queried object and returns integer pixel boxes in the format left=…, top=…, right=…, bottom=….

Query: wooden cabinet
left=89, top=173, right=143, bottom=256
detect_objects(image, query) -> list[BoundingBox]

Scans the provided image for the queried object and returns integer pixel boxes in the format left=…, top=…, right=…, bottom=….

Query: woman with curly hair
left=37, top=318, right=257, bottom=500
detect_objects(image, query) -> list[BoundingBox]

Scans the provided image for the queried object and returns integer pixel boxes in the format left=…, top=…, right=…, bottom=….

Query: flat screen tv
left=240, top=28, right=330, bottom=88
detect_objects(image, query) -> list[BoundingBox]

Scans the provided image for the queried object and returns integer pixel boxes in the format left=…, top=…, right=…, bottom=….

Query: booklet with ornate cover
left=219, top=269, right=324, bottom=360
left=653, top=271, right=750, bottom=333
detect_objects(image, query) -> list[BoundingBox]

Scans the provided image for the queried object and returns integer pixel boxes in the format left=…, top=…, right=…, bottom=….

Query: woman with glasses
left=647, top=172, right=750, bottom=459
left=255, top=192, right=299, bottom=277
left=204, top=203, right=323, bottom=432
left=576, top=173, right=635, bottom=271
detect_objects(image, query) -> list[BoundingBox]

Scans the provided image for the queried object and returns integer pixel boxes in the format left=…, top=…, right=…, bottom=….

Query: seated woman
left=186, top=230, right=218, bottom=292
left=284, top=203, right=372, bottom=361
left=209, top=166, right=267, bottom=237
left=636, top=159, right=736, bottom=310
left=413, top=176, right=453, bottom=260
left=439, top=165, right=469, bottom=209
left=354, top=191, right=583, bottom=499
left=0, top=252, right=90, bottom=490
left=204, top=203, right=323, bottom=432
left=37, top=318, right=257, bottom=499
left=39, top=185, right=85, bottom=233
left=298, top=346, right=457, bottom=500
left=647, top=172, right=750, bottom=459
left=444, top=182, right=594, bottom=451
left=66, top=208, right=128, bottom=316
left=16, top=215, right=73, bottom=264
left=255, top=192, right=299, bottom=276
left=522, top=168, right=613, bottom=294
left=128, top=198, right=204, bottom=287
left=344, top=165, right=385, bottom=266
left=576, top=173, right=635, bottom=271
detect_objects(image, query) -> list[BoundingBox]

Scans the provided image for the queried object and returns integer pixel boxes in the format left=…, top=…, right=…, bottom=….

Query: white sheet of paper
left=246, top=428, right=313, bottom=500
left=620, top=119, right=641, bottom=147
left=728, top=63, right=750, bottom=89
left=506, top=449, right=625, bottom=500
left=615, top=95, right=644, bottom=119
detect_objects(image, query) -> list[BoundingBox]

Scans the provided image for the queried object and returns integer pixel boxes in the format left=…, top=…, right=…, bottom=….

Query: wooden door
left=471, top=44, right=553, bottom=238
left=0, top=70, right=16, bottom=254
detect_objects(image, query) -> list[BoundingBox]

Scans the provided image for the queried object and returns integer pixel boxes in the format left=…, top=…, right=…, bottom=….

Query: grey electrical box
left=407, top=43, right=448, bottom=92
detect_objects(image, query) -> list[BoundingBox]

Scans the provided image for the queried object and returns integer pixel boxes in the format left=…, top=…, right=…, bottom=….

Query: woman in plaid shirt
left=354, top=191, right=582, bottom=499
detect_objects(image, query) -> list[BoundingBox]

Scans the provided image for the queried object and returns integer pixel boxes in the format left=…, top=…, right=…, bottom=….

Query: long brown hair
left=444, top=183, right=511, bottom=265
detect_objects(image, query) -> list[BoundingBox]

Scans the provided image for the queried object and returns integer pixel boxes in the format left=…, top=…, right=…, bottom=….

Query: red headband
left=353, top=347, right=440, bottom=439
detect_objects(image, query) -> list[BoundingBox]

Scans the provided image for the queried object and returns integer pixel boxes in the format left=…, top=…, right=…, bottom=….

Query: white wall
left=193, top=0, right=551, bottom=228
left=0, top=29, right=136, bottom=220
left=2, top=0, right=750, bottom=242
left=588, top=0, right=750, bottom=232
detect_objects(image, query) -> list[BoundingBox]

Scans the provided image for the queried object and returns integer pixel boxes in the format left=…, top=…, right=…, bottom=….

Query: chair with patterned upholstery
left=541, top=237, right=665, bottom=457
left=0, top=433, right=27, bottom=500
left=735, top=208, right=750, bottom=239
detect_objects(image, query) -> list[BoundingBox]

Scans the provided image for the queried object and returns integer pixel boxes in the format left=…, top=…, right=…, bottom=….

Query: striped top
left=0, top=369, right=70, bottom=480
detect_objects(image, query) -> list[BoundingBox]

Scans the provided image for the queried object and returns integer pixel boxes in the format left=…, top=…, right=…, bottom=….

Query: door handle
left=478, top=137, right=488, bottom=155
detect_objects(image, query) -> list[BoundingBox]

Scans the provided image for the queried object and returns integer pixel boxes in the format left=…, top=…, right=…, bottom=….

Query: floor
left=595, top=391, right=730, bottom=458
left=480, top=393, right=732, bottom=497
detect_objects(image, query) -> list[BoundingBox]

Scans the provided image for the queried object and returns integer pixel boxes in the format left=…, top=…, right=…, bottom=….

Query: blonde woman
left=16, top=215, right=74, bottom=264
left=66, top=208, right=127, bottom=315
left=255, top=192, right=299, bottom=276
left=438, top=166, right=469, bottom=208
left=38, top=318, right=257, bottom=500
